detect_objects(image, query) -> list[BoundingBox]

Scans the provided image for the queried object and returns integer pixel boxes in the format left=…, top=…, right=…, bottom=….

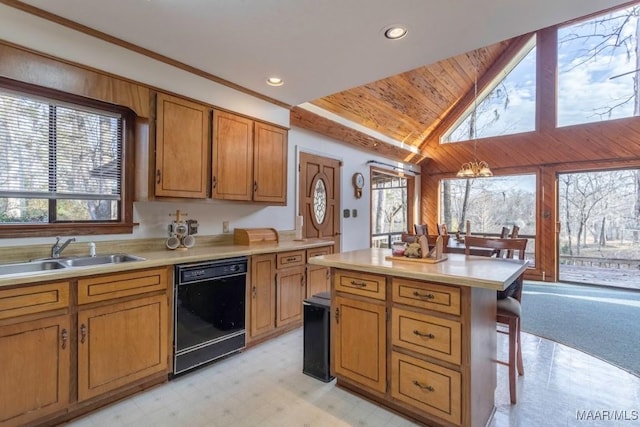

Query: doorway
left=298, top=152, right=341, bottom=253
left=557, top=168, right=640, bottom=289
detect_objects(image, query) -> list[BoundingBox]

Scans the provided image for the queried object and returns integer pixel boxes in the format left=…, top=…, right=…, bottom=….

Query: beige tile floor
left=67, top=328, right=640, bottom=427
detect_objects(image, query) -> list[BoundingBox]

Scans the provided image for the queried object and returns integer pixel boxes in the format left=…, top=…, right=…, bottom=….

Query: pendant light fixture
left=456, top=63, right=493, bottom=178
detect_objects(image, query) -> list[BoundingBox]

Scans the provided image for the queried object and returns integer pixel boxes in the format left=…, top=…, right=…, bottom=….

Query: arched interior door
left=299, top=152, right=341, bottom=253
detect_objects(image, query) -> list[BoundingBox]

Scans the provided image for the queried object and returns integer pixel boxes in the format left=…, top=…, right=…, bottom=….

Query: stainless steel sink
left=0, top=260, right=67, bottom=275
left=0, top=254, right=145, bottom=276
left=59, top=253, right=145, bottom=267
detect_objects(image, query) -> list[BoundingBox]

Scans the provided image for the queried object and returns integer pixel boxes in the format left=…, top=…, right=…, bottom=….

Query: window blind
left=0, top=90, right=122, bottom=201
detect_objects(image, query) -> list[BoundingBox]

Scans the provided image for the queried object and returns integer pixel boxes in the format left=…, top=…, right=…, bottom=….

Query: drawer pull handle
left=412, top=380, right=434, bottom=392
left=413, top=330, right=435, bottom=339
left=350, top=280, right=367, bottom=288
left=80, top=324, right=87, bottom=344
left=335, top=307, right=340, bottom=324
left=413, top=291, right=435, bottom=300
left=286, top=257, right=297, bottom=262
left=61, top=328, right=68, bottom=350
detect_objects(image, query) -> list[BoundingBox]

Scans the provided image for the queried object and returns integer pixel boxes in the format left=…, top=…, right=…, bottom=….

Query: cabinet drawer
left=335, top=270, right=386, bottom=300
left=392, top=278, right=460, bottom=316
left=78, top=268, right=168, bottom=305
left=392, top=308, right=461, bottom=365
left=0, top=282, right=69, bottom=320
left=306, top=245, right=332, bottom=261
left=277, top=250, right=305, bottom=268
left=391, top=352, right=461, bottom=426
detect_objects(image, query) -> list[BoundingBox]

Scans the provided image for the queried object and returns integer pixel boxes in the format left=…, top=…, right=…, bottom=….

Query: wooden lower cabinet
left=276, top=266, right=305, bottom=327
left=306, top=246, right=332, bottom=298
left=0, top=315, right=70, bottom=427
left=332, top=294, right=386, bottom=393
left=250, top=254, right=277, bottom=338
left=77, top=294, right=168, bottom=401
left=332, top=271, right=496, bottom=427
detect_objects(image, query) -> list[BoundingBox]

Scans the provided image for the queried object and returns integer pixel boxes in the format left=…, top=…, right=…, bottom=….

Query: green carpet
left=521, top=282, right=640, bottom=377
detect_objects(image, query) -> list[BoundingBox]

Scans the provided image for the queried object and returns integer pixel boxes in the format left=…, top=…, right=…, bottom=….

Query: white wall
left=0, top=4, right=420, bottom=251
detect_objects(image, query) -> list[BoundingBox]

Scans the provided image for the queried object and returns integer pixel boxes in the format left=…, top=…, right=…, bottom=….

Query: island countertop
left=308, top=248, right=528, bottom=290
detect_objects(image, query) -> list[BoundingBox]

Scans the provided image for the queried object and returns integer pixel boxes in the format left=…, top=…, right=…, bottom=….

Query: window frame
left=0, top=76, right=135, bottom=238
left=440, top=34, right=537, bottom=144
left=370, top=166, right=416, bottom=247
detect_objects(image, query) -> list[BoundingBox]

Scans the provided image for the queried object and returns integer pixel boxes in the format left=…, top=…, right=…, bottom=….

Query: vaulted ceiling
left=291, top=38, right=517, bottom=163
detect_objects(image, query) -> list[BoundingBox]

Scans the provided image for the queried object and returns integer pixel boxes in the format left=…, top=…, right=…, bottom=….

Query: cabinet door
left=77, top=295, right=168, bottom=401
left=253, top=122, right=287, bottom=204
left=306, top=246, right=332, bottom=298
left=276, top=266, right=305, bottom=327
left=0, top=315, right=70, bottom=426
left=212, top=110, right=254, bottom=201
left=250, top=254, right=276, bottom=338
left=333, top=295, right=386, bottom=393
left=155, top=92, right=209, bottom=198
left=306, top=265, right=330, bottom=298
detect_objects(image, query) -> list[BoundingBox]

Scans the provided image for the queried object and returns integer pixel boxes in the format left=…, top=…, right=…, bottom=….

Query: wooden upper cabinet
left=212, top=109, right=288, bottom=204
left=212, top=110, right=254, bottom=201
left=155, top=93, right=209, bottom=198
left=253, top=122, right=287, bottom=204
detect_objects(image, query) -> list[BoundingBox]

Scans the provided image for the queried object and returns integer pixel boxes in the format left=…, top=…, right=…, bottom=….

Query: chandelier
left=456, top=160, right=493, bottom=177
left=456, top=66, right=493, bottom=178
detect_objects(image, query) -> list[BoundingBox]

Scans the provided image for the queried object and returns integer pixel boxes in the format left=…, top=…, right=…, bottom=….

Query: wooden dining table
left=445, top=236, right=495, bottom=256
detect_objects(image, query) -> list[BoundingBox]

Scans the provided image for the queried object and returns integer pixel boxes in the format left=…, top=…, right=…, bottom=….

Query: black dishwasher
left=174, top=257, right=247, bottom=375
left=302, top=291, right=334, bottom=382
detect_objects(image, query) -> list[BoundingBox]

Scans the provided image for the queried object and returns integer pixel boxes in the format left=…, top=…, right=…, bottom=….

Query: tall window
left=0, top=79, right=133, bottom=236
left=557, top=3, right=640, bottom=127
left=442, top=36, right=537, bottom=143
left=371, top=169, right=414, bottom=247
left=440, top=174, right=537, bottom=260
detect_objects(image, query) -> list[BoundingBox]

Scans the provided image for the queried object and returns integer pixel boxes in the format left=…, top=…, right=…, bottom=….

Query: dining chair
left=414, top=224, right=428, bottom=236
left=401, top=232, right=416, bottom=243
left=464, top=236, right=528, bottom=404
left=437, top=223, right=448, bottom=235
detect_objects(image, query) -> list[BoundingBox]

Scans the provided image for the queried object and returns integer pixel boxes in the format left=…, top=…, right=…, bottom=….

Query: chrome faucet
left=51, top=236, right=76, bottom=258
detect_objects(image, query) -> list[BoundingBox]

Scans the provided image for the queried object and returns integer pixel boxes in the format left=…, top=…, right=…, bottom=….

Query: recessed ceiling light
left=266, top=77, right=284, bottom=87
left=384, top=25, right=408, bottom=40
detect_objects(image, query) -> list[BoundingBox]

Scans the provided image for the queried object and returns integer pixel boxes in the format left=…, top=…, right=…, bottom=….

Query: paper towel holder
left=294, top=215, right=306, bottom=241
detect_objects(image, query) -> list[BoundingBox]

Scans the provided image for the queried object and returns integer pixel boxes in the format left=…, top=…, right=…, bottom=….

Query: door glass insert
left=313, top=178, right=327, bottom=224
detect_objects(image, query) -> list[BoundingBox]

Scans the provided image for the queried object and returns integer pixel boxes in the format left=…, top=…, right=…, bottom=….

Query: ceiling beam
left=291, top=106, right=427, bottom=164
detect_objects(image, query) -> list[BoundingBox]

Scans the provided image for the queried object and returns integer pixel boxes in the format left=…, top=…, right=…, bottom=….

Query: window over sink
left=0, top=78, right=135, bottom=237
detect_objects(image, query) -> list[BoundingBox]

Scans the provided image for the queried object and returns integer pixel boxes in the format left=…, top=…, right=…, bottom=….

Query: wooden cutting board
left=385, top=255, right=448, bottom=264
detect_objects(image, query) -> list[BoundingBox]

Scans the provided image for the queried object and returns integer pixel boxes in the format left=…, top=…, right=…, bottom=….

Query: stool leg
left=516, top=318, right=524, bottom=376
left=509, top=319, right=517, bottom=404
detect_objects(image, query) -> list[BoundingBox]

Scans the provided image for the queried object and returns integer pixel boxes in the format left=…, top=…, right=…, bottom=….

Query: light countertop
left=0, top=238, right=333, bottom=288
left=308, top=248, right=529, bottom=290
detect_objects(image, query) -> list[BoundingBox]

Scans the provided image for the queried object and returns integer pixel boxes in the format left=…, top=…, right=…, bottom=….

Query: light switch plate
left=222, top=221, right=230, bottom=233
left=343, top=209, right=350, bottom=218
left=352, top=209, right=358, bottom=218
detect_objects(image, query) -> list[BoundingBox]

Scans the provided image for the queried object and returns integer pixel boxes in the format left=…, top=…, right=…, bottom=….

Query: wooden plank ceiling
left=291, top=39, right=513, bottom=164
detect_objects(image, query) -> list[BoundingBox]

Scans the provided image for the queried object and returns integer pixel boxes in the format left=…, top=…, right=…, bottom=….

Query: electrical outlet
left=223, top=221, right=229, bottom=233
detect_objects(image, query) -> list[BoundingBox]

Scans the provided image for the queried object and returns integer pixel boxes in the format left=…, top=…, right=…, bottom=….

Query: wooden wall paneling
left=536, top=27, right=557, bottom=133
left=538, top=166, right=558, bottom=281
left=0, top=41, right=150, bottom=117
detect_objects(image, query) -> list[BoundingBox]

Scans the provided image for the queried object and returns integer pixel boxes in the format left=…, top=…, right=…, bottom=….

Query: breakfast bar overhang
left=309, top=248, right=529, bottom=427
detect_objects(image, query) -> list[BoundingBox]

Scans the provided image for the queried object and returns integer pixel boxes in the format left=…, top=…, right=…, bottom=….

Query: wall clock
left=352, top=172, right=365, bottom=199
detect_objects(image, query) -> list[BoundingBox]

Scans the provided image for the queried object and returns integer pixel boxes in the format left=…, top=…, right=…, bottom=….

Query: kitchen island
left=308, top=248, right=528, bottom=427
